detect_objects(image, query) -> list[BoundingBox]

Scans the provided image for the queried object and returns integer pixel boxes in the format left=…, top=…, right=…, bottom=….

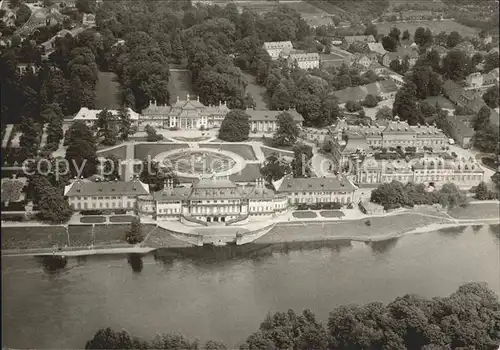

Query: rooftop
left=64, top=179, right=150, bottom=197
left=277, top=176, right=356, bottom=193
left=73, top=107, right=139, bottom=121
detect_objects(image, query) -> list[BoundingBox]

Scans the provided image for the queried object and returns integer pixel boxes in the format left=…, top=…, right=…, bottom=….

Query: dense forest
left=85, top=282, right=500, bottom=349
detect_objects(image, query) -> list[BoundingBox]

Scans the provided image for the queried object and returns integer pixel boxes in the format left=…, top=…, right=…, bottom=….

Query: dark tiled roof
left=277, top=176, right=356, bottom=193
left=65, top=179, right=149, bottom=197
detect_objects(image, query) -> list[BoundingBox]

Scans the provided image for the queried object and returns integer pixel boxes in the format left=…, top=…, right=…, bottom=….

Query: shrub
left=345, top=100, right=363, bottom=112
left=362, top=94, right=379, bottom=108
left=365, top=219, right=372, bottom=226
left=125, top=217, right=143, bottom=244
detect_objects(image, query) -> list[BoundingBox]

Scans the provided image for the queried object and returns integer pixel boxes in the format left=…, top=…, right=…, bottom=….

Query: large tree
left=442, top=50, right=469, bottom=81
left=273, top=112, right=299, bottom=147
left=483, top=84, right=499, bottom=109
left=261, top=153, right=291, bottom=183
left=65, top=121, right=98, bottom=178
left=218, top=110, right=250, bottom=142
left=392, top=83, right=420, bottom=124
left=95, top=109, right=118, bottom=146
left=446, top=31, right=461, bottom=48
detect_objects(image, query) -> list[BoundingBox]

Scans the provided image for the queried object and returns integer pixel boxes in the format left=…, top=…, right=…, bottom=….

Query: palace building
left=65, top=176, right=356, bottom=224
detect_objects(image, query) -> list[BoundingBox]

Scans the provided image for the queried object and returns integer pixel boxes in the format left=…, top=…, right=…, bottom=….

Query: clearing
left=95, top=72, right=121, bottom=109
left=376, top=20, right=479, bottom=37
left=168, top=70, right=195, bottom=103
left=242, top=72, right=267, bottom=109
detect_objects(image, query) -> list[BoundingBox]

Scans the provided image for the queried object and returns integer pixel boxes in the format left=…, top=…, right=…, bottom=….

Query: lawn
left=109, top=215, right=135, bottom=223
left=142, top=226, right=194, bottom=248
left=319, top=210, right=345, bottom=218
left=1, top=226, right=67, bottom=250
left=97, top=144, right=128, bottom=159
left=448, top=203, right=500, bottom=220
left=134, top=143, right=188, bottom=160
left=242, top=72, right=267, bottom=109
left=229, top=163, right=262, bottom=183
left=168, top=70, right=195, bottom=104
left=67, top=225, right=94, bottom=247
left=376, top=20, right=478, bottom=37
left=261, top=145, right=294, bottom=159
left=292, top=211, right=318, bottom=219
left=95, top=72, right=121, bottom=110
left=239, top=2, right=278, bottom=14
left=424, top=96, right=456, bottom=110
left=200, top=143, right=257, bottom=160
left=80, top=216, right=107, bottom=224
left=93, top=224, right=131, bottom=246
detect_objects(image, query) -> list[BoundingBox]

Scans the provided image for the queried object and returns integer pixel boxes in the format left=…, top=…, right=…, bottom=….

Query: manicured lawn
left=261, top=145, right=294, bottom=159
left=109, top=215, right=135, bottom=223
left=319, top=210, right=345, bottom=218
left=142, top=226, right=194, bottom=248
left=229, top=163, right=262, bottom=182
left=448, top=203, right=500, bottom=220
left=93, top=224, right=130, bottom=246
left=168, top=70, right=194, bottom=104
left=96, top=144, right=127, bottom=159
left=1, top=226, right=67, bottom=250
left=242, top=72, right=267, bottom=109
left=67, top=225, right=93, bottom=247
left=200, top=143, right=257, bottom=160
left=134, top=143, right=188, bottom=160
left=292, top=211, right=318, bottom=219
left=95, top=72, right=121, bottom=109
left=376, top=20, right=478, bottom=37
left=80, top=216, right=106, bottom=224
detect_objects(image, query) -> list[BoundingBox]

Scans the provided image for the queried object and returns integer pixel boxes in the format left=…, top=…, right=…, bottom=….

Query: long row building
left=71, top=95, right=304, bottom=132
left=64, top=176, right=356, bottom=223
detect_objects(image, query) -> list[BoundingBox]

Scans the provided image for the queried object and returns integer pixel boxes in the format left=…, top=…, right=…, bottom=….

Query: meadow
left=376, top=20, right=479, bottom=37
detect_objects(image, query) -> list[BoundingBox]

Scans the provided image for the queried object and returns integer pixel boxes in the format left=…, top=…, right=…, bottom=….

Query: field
left=95, top=72, right=121, bottom=109
left=168, top=70, right=195, bottom=103
left=386, top=0, right=446, bottom=11
left=134, top=143, right=187, bottom=160
left=200, top=143, right=257, bottom=160
left=376, top=20, right=479, bottom=37
left=448, top=203, right=500, bottom=220
left=242, top=72, right=267, bottom=109
left=96, top=145, right=128, bottom=159
left=229, top=163, right=261, bottom=183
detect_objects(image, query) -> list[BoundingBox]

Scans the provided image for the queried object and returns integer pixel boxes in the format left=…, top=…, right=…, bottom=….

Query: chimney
left=187, top=93, right=190, bottom=101
left=177, top=96, right=180, bottom=103
left=197, top=96, right=200, bottom=102
left=219, top=101, right=222, bottom=107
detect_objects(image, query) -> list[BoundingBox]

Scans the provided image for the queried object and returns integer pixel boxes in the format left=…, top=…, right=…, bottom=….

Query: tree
left=273, top=112, right=299, bottom=147
left=483, top=84, right=499, bottom=109
left=442, top=50, right=469, bottom=81
left=474, top=181, right=489, bottom=200
left=491, top=172, right=500, bottom=192
left=144, top=125, right=163, bottom=142
left=96, top=109, right=118, bottom=146
left=218, top=110, right=250, bottom=142
left=19, top=116, right=40, bottom=160
left=400, top=56, right=410, bottom=74
left=204, top=340, right=227, bottom=350
left=151, top=334, right=198, bottom=349
left=345, top=100, right=362, bottom=112
left=37, top=187, right=73, bottom=224
left=438, top=183, right=466, bottom=208
left=76, top=0, right=96, bottom=13
left=261, top=153, right=291, bottom=183
left=139, top=159, right=177, bottom=192
left=402, top=29, right=410, bottom=41
left=389, top=27, right=401, bottom=43
left=125, top=217, right=143, bottom=244
left=473, top=106, right=491, bottom=131
left=362, top=94, right=378, bottom=108
left=382, top=36, right=397, bottom=52
left=291, top=143, right=313, bottom=178
left=389, top=59, right=402, bottom=73
left=484, top=52, right=499, bottom=73
left=370, top=181, right=408, bottom=210
left=14, top=4, right=31, bottom=27
left=1, top=180, right=24, bottom=204
left=85, top=328, right=146, bottom=349
left=118, top=107, right=133, bottom=140
left=375, top=106, right=393, bottom=120
left=414, top=27, right=433, bottom=48
left=364, top=24, right=378, bottom=38
left=447, top=31, right=461, bottom=48
left=65, top=121, right=98, bottom=178
left=171, top=31, right=184, bottom=64
left=393, top=83, right=420, bottom=124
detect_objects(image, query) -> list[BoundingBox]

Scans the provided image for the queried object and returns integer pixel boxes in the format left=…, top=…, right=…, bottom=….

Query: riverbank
left=2, top=202, right=498, bottom=257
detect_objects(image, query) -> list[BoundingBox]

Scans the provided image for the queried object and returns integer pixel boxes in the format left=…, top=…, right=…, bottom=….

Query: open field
left=134, top=143, right=187, bottom=160
left=376, top=20, right=479, bottom=37
left=200, top=143, right=257, bottom=160
left=448, top=202, right=500, bottom=220
left=95, top=72, right=121, bottom=110
left=97, top=144, right=127, bottom=159
left=242, top=72, right=267, bottom=109
left=292, top=211, right=318, bottom=219
left=168, top=70, right=194, bottom=103
left=229, top=163, right=261, bottom=182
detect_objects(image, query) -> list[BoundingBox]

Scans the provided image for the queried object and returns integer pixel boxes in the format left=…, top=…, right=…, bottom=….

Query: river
left=2, top=224, right=500, bottom=349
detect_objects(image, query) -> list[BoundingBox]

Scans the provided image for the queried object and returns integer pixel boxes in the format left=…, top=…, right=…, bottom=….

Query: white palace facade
left=64, top=176, right=356, bottom=224
left=70, top=95, right=304, bottom=131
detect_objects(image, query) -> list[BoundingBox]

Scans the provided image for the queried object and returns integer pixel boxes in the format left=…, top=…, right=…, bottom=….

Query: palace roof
left=276, top=176, right=356, bottom=193
left=64, top=179, right=149, bottom=197
left=263, top=41, right=293, bottom=51
left=73, top=107, right=139, bottom=121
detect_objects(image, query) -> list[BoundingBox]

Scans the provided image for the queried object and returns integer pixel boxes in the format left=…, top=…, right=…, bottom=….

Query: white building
left=287, top=52, right=320, bottom=70
left=72, top=107, right=140, bottom=127
left=262, top=41, right=294, bottom=60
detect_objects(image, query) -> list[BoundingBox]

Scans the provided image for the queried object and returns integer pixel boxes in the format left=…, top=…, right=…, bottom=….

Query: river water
left=2, top=225, right=500, bottom=349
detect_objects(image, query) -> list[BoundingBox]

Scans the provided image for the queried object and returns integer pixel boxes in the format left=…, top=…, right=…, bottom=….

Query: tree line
left=85, top=282, right=500, bottom=349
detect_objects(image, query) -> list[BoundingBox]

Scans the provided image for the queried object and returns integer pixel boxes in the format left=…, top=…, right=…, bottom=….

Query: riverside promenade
left=2, top=202, right=498, bottom=257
